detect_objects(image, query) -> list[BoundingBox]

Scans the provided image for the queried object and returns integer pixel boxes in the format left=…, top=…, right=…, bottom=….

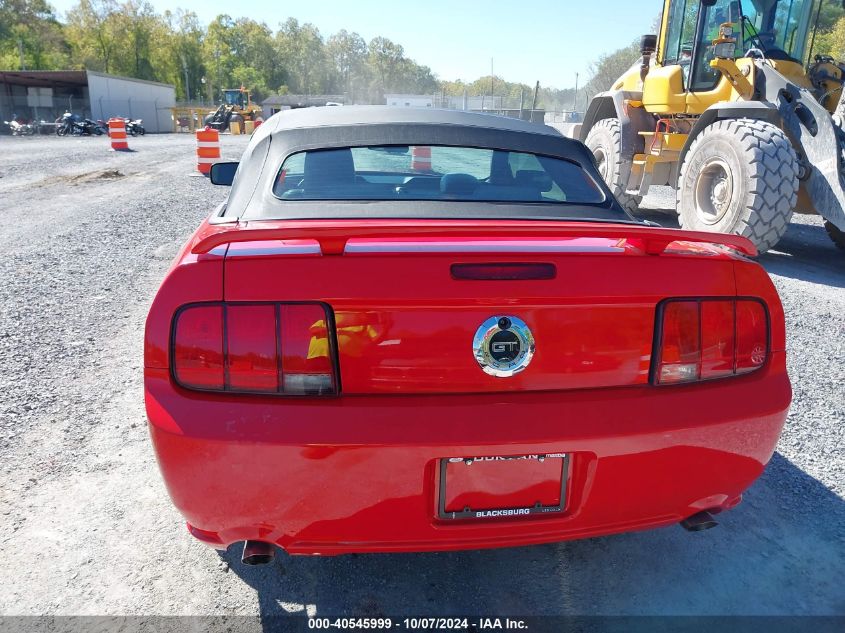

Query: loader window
left=662, top=0, right=699, bottom=86
left=689, top=0, right=736, bottom=92
left=223, top=90, right=246, bottom=108
left=771, top=0, right=814, bottom=62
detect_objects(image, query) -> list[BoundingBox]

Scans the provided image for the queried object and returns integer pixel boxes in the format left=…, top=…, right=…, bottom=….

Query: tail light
left=172, top=302, right=338, bottom=395
left=654, top=298, right=768, bottom=385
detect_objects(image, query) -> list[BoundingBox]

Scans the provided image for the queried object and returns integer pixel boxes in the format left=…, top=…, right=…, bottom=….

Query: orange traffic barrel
left=196, top=127, right=220, bottom=174
left=108, top=118, right=129, bottom=151
left=411, top=145, right=432, bottom=171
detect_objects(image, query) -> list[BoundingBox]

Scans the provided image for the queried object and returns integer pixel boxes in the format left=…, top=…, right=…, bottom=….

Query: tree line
left=0, top=0, right=588, bottom=110
left=6, top=0, right=845, bottom=112
left=0, top=0, right=444, bottom=104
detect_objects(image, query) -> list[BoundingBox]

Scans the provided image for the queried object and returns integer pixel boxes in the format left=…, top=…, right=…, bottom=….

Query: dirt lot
left=0, top=133, right=843, bottom=618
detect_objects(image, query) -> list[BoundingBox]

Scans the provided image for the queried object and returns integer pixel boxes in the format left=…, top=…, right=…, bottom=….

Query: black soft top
left=221, top=106, right=634, bottom=223
left=263, top=105, right=565, bottom=136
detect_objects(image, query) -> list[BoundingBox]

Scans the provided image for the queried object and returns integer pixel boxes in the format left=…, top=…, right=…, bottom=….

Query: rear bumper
left=144, top=354, right=790, bottom=555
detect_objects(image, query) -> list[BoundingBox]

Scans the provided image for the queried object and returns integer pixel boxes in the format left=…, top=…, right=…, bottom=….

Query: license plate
left=438, top=453, right=568, bottom=520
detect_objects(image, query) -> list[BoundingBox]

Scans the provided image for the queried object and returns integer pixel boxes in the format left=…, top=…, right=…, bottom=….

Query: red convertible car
left=144, top=107, right=791, bottom=564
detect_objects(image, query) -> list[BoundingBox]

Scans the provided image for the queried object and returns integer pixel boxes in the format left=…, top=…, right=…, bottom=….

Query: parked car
left=144, top=106, right=791, bottom=565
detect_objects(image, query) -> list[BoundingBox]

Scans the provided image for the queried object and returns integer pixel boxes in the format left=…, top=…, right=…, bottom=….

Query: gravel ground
left=0, top=134, right=842, bottom=619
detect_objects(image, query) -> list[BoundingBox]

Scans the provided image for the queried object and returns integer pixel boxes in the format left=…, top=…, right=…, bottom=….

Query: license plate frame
left=437, top=453, right=569, bottom=520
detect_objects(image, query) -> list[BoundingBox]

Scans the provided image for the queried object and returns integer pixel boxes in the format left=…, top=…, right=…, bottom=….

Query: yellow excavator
left=578, top=0, right=845, bottom=253
left=204, top=86, right=263, bottom=132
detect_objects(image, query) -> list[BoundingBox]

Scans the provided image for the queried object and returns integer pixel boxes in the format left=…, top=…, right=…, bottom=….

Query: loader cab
left=222, top=89, right=247, bottom=109
left=658, top=0, right=814, bottom=93
left=584, top=0, right=845, bottom=253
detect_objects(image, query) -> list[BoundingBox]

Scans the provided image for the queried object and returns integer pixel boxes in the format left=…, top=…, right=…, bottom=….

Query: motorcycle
left=4, top=119, right=36, bottom=136
left=81, top=118, right=105, bottom=135
left=56, top=112, right=76, bottom=136
left=126, top=119, right=145, bottom=136
left=55, top=113, right=104, bottom=136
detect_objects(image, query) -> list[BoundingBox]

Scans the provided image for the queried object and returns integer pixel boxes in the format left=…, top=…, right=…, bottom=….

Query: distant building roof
left=85, top=70, right=174, bottom=89
left=0, top=70, right=88, bottom=88
left=0, top=69, right=174, bottom=89
left=262, top=94, right=346, bottom=108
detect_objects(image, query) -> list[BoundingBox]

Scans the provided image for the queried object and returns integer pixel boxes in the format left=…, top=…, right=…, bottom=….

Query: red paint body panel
left=189, top=219, right=758, bottom=257
left=144, top=218, right=790, bottom=554
left=222, top=246, right=738, bottom=394
left=146, top=355, right=789, bottom=553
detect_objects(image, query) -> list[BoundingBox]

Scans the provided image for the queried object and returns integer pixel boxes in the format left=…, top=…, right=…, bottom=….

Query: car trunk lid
left=216, top=220, right=744, bottom=394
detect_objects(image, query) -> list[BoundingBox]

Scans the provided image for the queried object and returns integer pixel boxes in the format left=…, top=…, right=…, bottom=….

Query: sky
left=48, top=0, right=656, bottom=89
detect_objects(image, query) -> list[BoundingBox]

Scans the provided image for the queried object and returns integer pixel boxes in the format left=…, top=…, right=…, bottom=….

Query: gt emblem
left=473, top=316, right=535, bottom=377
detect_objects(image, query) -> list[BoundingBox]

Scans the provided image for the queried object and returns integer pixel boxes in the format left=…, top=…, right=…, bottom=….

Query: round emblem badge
left=472, top=316, right=535, bottom=377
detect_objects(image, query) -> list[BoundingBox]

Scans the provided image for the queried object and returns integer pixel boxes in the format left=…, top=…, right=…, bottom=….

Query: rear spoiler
left=191, top=220, right=757, bottom=257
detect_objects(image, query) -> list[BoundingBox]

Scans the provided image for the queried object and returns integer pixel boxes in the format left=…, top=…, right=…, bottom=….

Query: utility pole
left=181, top=55, right=190, bottom=103
left=490, top=57, right=494, bottom=108
left=214, top=47, right=221, bottom=103
left=573, top=72, right=579, bottom=112
left=18, top=39, right=25, bottom=70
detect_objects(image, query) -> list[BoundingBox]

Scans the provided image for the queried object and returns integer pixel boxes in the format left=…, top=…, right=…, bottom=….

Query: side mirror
left=209, top=161, right=238, bottom=185
left=641, top=34, right=658, bottom=56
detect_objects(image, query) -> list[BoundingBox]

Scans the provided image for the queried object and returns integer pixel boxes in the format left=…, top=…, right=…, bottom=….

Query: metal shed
left=0, top=70, right=175, bottom=133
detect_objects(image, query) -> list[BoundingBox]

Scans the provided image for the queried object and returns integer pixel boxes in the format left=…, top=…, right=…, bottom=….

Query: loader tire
left=825, top=221, right=845, bottom=251
left=678, top=118, right=798, bottom=254
left=584, top=118, right=642, bottom=214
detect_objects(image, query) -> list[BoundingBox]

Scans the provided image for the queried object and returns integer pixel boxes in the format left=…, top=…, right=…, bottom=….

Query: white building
left=86, top=71, right=175, bottom=133
left=384, top=94, right=434, bottom=108
left=0, top=70, right=176, bottom=133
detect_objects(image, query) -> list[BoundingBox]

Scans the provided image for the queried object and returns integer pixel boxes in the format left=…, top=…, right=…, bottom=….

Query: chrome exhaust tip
left=241, top=540, right=276, bottom=565
left=680, top=510, right=718, bottom=532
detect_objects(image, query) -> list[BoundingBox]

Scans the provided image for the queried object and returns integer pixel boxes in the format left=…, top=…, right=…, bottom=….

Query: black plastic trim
left=437, top=453, right=570, bottom=521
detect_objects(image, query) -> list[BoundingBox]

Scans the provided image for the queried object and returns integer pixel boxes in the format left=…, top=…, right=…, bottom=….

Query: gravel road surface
left=0, top=134, right=842, bottom=619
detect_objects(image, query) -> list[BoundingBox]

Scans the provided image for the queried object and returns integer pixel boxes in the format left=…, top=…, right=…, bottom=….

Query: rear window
left=272, top=146, right=606, bottom=205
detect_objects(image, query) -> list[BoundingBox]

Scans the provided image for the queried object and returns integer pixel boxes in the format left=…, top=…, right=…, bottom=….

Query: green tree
left=111, top=0, right=159, bottom=79
left=163, top=9, right=205, bottom=101
left=810, top=2, right=845, bottom=59
left=583, top=39, right=640, bottom=98
left=0, top=0, right=70, bottom=70
left=227, top=18, right=275, bottom=98
left=275, top=18, right=327, bottom=95
left=393, top=59, right=437, bottom=94
left=64, top=0, right=122, bottom=72
left=327, top=29, right=366, bottom=99
left=368, top=36, right=404, bottom=97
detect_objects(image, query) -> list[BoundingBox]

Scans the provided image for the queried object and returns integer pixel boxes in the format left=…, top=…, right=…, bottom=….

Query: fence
left=544, top=111, right=584, bottom=124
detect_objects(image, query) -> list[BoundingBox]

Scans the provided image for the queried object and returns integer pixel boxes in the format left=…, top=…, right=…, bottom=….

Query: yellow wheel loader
left=204, top=87, right=263, bottom=132
left=578, top=0, right=845, bottom=253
